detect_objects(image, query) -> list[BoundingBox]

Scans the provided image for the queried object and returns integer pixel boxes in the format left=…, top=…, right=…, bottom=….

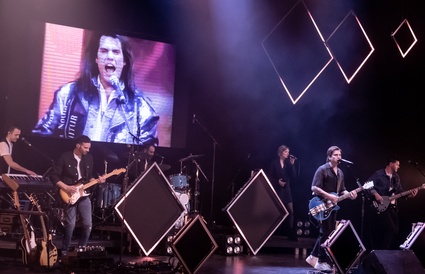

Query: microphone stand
left=191, top=159, right=209, bottom=216
left=341, top=162, right=370, bottom=241
left=21, top=138, right=55, bottom=177
left=117, top=144, right=139, bottom=266
left=192, top=114, right=220, bottom=224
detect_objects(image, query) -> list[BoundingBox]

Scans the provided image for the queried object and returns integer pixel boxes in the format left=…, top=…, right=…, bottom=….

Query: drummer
left=142, top=144, right=156, bottom=171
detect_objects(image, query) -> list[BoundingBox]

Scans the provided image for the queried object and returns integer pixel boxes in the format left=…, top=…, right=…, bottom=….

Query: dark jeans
left=311, top=212, right=336, bottom=262
left=369, top=206, right=399, bottom=250
left=62, top=197, right=92, bottom=252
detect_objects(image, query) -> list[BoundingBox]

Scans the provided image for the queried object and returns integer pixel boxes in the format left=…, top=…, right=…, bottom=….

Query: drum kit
left=92, top=149, right=206, bottom=227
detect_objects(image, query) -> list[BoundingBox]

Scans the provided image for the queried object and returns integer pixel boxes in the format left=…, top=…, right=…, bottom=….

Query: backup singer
left=268, top=145, right=297, bottom=241
left=0, top=125, right=36, bottom=175
left=33, top=32, right=159, bottom=145
left=50, top=135, right=106, bottom=256
left=306, top=146, right=357, bottom=272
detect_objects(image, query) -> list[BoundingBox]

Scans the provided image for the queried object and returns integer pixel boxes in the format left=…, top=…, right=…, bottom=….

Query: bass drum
left=174, top=191, right=190, bottom=229
left=94, top=183, right=122, bottom=209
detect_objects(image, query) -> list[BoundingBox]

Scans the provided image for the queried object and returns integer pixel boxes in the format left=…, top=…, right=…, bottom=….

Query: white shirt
left=0, top=140, right=12, bottom=173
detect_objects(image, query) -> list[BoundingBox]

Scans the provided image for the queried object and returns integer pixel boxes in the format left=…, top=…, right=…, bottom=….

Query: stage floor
left=0, top=249, right=326, bottom=274
left=0, top=233, right=324, bottom=274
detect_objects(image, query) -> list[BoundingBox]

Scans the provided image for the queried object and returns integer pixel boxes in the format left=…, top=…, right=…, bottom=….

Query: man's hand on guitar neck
left=410, top=188, right=418, bottom=197
left=97, top=174, right=107, bottom=184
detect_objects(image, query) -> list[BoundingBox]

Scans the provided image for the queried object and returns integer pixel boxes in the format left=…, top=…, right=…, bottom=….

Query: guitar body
left=28, top=194, right=58, bottom=267
left=59, top=168, right=126, bottom=205
left=372, top=196, right=391, bottom=213
left=20, top=230, right=37, bottom=265
left=39, top=234, right=58, bottom=266
left=59, top=183, right=89, bottom=205
left=309, top=194, right=340, bottom=221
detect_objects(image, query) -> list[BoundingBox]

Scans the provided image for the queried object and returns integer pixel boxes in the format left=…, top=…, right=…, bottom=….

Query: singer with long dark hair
left=33, top=32, right=159, bottom=144
left=268, top=145, right=298, bottom=241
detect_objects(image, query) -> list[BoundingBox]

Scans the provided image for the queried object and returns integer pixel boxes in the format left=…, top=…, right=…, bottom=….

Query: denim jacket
left=33, top=78, right=159, bottom=145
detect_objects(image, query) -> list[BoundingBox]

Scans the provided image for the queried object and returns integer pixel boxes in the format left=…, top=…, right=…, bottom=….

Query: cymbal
left=122, top=151, right=150, bottom=160
left=178, top=154, right=204, bottom=162
left=99, top=148, right=119, bottom=163
left=158, top=164, right=171, bottom=171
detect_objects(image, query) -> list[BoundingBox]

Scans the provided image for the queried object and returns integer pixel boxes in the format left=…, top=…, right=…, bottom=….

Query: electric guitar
left=309, top=181, right=374, bottom=221
left=12, top=191, right=37, bottom=264
left=59, top=168, right=125, bottom=205
left=372, top=183, right=425, bottom=213
left=28, top=194, right=58, bottom=267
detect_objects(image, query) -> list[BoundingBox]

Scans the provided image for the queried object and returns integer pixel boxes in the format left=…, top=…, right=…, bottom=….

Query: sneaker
left=305, top=255, right=318, bottom=268
left=314, top=261, right=332, bottom=272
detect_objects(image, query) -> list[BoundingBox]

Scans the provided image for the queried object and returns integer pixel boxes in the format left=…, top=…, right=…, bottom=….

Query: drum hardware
left=190, top=158, right=209, bottom=215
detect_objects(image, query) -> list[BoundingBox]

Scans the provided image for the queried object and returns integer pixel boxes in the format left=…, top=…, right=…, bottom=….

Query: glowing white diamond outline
left=262, top=0, right=334, bottom=105
left=391, top=19, right=417, bottom=58
left=325, top=10, right=375, bottom=84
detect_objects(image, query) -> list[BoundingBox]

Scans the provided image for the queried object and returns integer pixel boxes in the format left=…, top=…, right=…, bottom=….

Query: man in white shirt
left=0, top=125, right=36, bottom=175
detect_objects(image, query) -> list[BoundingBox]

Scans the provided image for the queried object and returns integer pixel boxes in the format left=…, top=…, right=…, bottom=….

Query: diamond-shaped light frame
left=325, top=10, right=374, bottom=84
left=391, top=19, right=418, bottom=58
left=114, top=162, right=185, bottom=256
left=225, top=169, right=288, bottom=255
left=262, top=0, right=334, bottom=105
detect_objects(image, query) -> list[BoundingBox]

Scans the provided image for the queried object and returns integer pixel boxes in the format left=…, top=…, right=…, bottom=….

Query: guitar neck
left=389, top=184, right=425, bottom=201
left=13, top=192, right=31, bottom=242
left=30, top=196, right=48, bottom=242
left=337, top=186, right=363, bottom=203
left=82, top=179, right=99, bottom=190
left=81, top=169, right=125, bottom=191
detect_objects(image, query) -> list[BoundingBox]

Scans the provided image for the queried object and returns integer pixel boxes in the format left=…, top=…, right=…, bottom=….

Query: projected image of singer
left=32, top=32, right=159, bottom=145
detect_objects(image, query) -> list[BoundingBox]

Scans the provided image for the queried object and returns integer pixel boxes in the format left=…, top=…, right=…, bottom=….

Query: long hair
left=75, top=32, right=135, bottom=103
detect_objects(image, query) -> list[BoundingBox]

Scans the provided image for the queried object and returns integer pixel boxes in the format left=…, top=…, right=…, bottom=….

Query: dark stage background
left=1, top=0, right=425, bottom=248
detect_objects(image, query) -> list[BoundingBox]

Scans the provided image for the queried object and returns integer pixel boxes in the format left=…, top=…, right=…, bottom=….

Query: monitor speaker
left=356, top=250, right=424, bottom=274
left=171, top=214, right=218, bottom=274
left=400, top=222, right=425, bottom=267
left=323, top=220, right=366, bottom=274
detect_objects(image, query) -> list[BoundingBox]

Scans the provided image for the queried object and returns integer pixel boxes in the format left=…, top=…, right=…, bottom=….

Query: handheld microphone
left=408, top=160, right=419, bottom=166
left=289, top=154, right=297, bottom=160
left=192, top=114, right=196, bottom=124
left=339, top=158, right=354, bottom=165
left=110, top=75, right=126, bottom=104
left=21, top=137, right=32, bottom=147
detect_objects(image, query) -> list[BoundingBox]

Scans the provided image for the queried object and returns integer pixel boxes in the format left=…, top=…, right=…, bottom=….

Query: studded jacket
left=33, top=78, right=159, bottom=145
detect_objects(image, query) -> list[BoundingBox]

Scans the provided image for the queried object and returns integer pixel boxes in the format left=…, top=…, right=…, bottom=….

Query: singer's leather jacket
left=33, top=78, right=159, bottom=144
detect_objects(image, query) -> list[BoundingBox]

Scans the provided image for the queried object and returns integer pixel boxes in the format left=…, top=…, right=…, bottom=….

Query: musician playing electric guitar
left=50, top=135, right=106, bottom=257
left=305, top=146, right=358, bottom=273
left=366, top=156, right=418, bottom=250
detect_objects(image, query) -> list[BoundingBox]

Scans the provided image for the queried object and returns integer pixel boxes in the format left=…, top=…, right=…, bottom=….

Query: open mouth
left=105, top=64, right=116, bottom=73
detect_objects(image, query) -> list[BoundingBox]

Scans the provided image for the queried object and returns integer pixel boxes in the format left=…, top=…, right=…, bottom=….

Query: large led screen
left=32, top=23, right=175, bottom=147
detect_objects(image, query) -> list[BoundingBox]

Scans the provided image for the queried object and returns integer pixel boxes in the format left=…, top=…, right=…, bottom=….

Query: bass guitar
left=28, top=194, right=58, bottom=267
left=59, top=168, right=125, bottom=205
left=309, top=181, right=374, bottom=221
left=372, top=183, right=425, bottom=213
